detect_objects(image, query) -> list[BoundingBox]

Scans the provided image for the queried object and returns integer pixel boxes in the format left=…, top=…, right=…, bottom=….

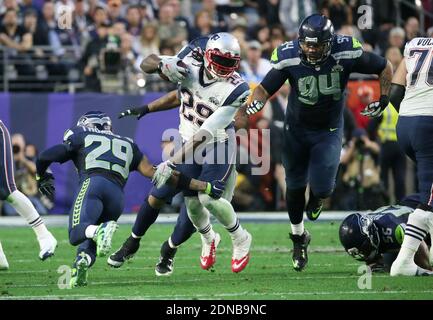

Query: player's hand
left=246, top=100, right=265, bottom=115
left=152, top=160, right=175, bottom=188
left=360, top=95, right=390, bottom=118
left=118, top=105, right=149, bottom=120
left=158, top=57, right=189, bottom=83
left=36, top=172, right=55, bottom=197
left=205, top=180, right=225, bottom=199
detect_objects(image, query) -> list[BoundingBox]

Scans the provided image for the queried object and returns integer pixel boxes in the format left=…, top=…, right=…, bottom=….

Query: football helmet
left=339, top=213, right=380, bottom=262
left=204, top=32, right=241, bottom=78
left=77, top=111, right=112, bottom=132
left=298, top=14, right=335, bottom=66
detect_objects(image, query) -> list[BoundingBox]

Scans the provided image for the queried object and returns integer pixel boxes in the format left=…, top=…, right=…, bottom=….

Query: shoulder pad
left=177, top=36, right=209, bottom=59
left=63, top=126, right=86, bottom=142
left=270, top=41, right=301, bottom=70
left=331, top=36, right=363, bottom=60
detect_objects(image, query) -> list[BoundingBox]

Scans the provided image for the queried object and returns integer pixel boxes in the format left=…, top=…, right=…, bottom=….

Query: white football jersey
left=177, top=51, right=250, bottom=143
left=399, top=37, right=433, bottom=116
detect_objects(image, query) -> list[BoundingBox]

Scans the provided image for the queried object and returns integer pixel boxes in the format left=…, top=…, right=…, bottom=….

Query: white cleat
left=200, top=232, right=221, bottom=270
left=38, top=232, right=58, bottom=261
left=231, top=230, right=252, bottom=273
left=390, top=259, right=433, bottom=276
left=0, top=242, right=9, bottom=270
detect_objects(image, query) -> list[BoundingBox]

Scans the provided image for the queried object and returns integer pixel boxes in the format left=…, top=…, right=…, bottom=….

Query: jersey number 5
left=85, top=135, right=133, bottom=179
left=298, top=73, right=342, bottom=105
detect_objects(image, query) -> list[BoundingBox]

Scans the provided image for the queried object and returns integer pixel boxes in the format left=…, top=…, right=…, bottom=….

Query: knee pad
left=69, top=228, right=81, bottom=246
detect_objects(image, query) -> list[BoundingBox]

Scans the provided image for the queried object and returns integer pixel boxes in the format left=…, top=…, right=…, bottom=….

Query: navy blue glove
left=205, top=180, right=225, bottom=199
left=36, top=172, right=55, bottom=197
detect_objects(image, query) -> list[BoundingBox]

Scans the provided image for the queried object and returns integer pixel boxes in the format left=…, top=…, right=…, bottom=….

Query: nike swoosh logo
left=232, top=255, right=249, bottom=270
left=311, top=210, right=321, bottom=219
left=329, top=128, right=338, bottom=132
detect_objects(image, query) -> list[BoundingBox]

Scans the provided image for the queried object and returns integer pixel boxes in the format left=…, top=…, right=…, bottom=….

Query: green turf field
left=0, top=221, right=432, bottom=300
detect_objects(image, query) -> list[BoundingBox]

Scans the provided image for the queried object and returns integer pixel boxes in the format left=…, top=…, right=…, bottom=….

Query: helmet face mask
left=299, top=39, right=332, bottom=65
left=204, top=33, right=241, bottom=79
left=77, top=111, right=112, bottom=132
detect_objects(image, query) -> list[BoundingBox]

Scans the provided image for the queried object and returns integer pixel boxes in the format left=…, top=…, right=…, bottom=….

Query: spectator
left=405, top=16, right=421, bottom=42
left=336, top=128, right=387, bottom=210
left=230, top=19, right=249, bottom=59
left=348, top=85, right=373, bottom=130
left=278, top=0, right=316, bottom=39
left=2, top=134, right=49, bottom=216
left=166, top=0, right=191, bottom=35
left=322, top=0, right=352, bottom=31
left=385, top=46, right=403, bottom=72
left=387, top=27, right=406, bottom=55
left=87, top=6, right=108, bottom=41
left=73, top=0, right=92, bottom=45
left=157, top=3, right=188, bottom=52
left=201, top=0, right=227, bottom=32
left=134, top=21, right=160, bottom=58
left=189, top=10, right=219, bottom=41
left=240, top=40, right=272, bottom=85
left=255, top=25, right=271, bottom=58
left=0, top=8, right=34, bottom=77
left=125, top=5, right=142, bottom=38
left=106, top=0, right=126, bottom=25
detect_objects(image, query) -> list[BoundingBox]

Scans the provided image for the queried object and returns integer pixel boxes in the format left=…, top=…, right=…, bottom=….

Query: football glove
left=118, top=105, right=149, bottom=120
left=246, top=100, right=265, bottom=115
left=205, top=180, right=225, bottom=199
left=36, top=172, right=55, bottom=197
left=152, top=160, right=175, bottom=189
left=360, top=95, right=390, bottom=118
left=158, top=57, right=189, bottom=83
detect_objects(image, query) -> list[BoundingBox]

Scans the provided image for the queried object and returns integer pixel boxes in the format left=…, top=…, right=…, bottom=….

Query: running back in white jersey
left=399, top=37, right=433, bottom=116
left=177, top=46, right=250, bottom=143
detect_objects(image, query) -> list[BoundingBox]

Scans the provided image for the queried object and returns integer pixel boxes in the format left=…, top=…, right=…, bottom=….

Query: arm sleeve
left=351, top=51, right=387, bottom=75
left=389, top=83, right=406, bottom=113
left=129, top=143, right=145, bottom=172
left=200, top=106, right=239, bottom=137
left=260, top=68, right=289, bottom=97
left=36, top=144, right=72, bottom=176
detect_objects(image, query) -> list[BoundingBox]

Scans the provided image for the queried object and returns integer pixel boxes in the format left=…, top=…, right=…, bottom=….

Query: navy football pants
left=0, top=121, right=17, bottom=201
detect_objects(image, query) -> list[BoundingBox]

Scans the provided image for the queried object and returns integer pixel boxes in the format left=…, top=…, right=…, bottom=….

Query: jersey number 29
left=84, top=135, right=133, bottom=179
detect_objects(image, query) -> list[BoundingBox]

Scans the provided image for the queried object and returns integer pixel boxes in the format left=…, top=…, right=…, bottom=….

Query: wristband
left=178, top=173, right=192, bottom=190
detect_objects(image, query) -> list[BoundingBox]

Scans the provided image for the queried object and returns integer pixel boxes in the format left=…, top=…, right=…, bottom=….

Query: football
left=158, top=60, right=189, bottom=82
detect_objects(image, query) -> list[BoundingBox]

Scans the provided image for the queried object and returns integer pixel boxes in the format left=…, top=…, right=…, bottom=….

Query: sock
left=286, top=187, right=307, bottom=225
left=131, top=232, right=141, bottom=239
left=198, top=224, right=216, bottom=244
left=397, top=208, right=431, bottom=262
left=226, top=218, right=245, bottom=241
left=132, top=198, right=160, bottom=237
left=7, top=190, right=50, bottom=239
left=291, top=221, right=305, bottom=236
left=168, top=237, right=178, bottom=249
left=85, top=225, right=98, bottom=239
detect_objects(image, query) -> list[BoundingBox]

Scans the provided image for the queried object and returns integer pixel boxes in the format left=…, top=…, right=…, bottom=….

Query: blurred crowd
left=1, top=0, right=432, bottom=213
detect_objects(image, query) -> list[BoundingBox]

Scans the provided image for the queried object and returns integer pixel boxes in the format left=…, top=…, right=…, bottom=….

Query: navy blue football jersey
left=62, top=126, right=143, bottom=187
left=267, top=35, right=385, bottom=129
left=367, top=205, right=413, bottom=254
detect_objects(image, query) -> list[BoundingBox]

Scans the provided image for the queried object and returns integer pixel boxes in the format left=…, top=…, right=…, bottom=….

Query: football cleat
left=0, top=242, right=9, bottom=270
left=390, top=258, right=433, bottom=276
left=200, top=232, right=221, bottom=270
left=93, top=221, right=118, bottom=257
left=306, top=193, right=323, bottom=221
left=231, top=230, right=252, bottom=273
left=107, top=236, right=140, bottom=268
left=70, top=252, right=90, bottom=288
left=38, top=232, right=57, bottom=261
left=290, top=230, right=311, bottom=271
left=155, top=240, right=177, bottom=277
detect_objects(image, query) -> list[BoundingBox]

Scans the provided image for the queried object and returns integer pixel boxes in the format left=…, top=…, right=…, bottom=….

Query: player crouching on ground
left=35, top=111, right=225, bottom=287
left=339, top=194, right=433, bottom=274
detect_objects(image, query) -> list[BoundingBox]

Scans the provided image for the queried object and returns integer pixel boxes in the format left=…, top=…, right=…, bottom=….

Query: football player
left=0, top=120, right=57, bottom=269
left=35, top=111, right=224, bottom=287
left=362, top=37, right=433, bottom=276
left=339, top=194, right=432, bottom=273
left=109, top=32, right=252, bottom=274
left=246, top=14, right=393, bottom=271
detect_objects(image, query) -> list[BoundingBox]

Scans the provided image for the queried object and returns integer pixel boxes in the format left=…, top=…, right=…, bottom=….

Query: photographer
left=335, top=128, right=388, bottom=210
left=1, top=134, right=49, bottom=216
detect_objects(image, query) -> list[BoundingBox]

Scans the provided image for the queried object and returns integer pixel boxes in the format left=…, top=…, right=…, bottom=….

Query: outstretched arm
left=388, top=59, right=407, bottom=113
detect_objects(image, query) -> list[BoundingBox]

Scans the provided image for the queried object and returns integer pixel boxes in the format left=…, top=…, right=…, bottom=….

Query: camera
left=355, top=139, right=365, bottom=148
left=12, top=144, right=20, bottom=154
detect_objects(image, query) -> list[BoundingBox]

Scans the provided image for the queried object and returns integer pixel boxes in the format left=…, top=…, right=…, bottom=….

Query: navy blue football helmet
left=339, top=213, right=380, bottom=262
left=298, top=14, right=335, bottom=65
left=77, top=111, right=112, bottom=131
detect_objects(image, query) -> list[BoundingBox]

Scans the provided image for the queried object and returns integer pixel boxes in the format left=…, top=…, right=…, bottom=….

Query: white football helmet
left=204, top=32, right=241, bottom=78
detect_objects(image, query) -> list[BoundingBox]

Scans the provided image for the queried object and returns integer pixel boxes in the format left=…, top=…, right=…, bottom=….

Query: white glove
left=246, top=100, right=265, bottom=115
left=159, top=57, right=189, bottom=83
left=152, top=160, right=174, bottom=188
